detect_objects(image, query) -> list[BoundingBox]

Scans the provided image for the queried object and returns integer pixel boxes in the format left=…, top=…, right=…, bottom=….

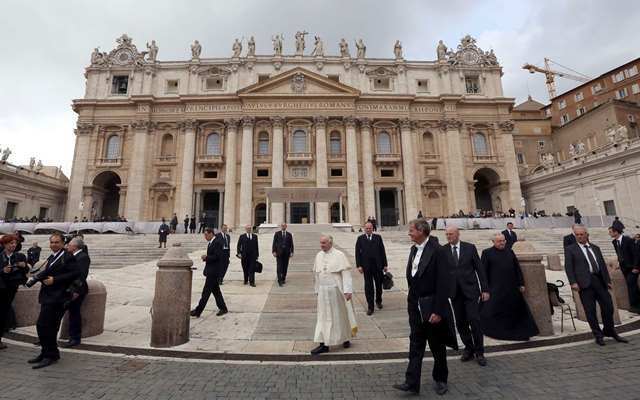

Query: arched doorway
left=330, top=202, right=346, bottom=223
left=473, top=168, right=500, bottom=212
left=254, top=203, right=266, bottom=226
left=154, top=194, right=170, bottom=220
left=92, top=171, right=121, bottom=220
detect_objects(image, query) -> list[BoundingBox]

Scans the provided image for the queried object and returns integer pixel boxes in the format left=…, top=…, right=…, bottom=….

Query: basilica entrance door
left=202, top=191, right=220, bottom=229
left=379, top=189, right=398, bottom=227
left=290, top=202, right=310, bottom=223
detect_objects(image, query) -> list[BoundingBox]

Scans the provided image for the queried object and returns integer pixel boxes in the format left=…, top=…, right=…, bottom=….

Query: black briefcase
left=382, top=272, right=394, bottom=290
left=255, top=261, right=263, bottom=273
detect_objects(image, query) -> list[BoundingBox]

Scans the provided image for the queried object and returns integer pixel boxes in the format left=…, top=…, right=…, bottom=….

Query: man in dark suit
left=443, top=225, right=490, bottom=366
left=565, top=225, right=628, bottom=345
left=191, top=228, right=228, bottom=317
left=183, top=215, right=189, bottom=234
left=393, top=218, right=454, bottom=396
left=29, top=233, right=80, bottom=369
left=355, top=221, right=388, bottom=315
left=62, top=237, right=90, bottom=348
left=563, top=225, right=578, bottom=248
left=609, top=226, right=640, bottom=312
left=501, top=222, right=518, bottom=250
left=272, top=223, right=294, bottom=286
left=237, top=224, right=259, bottom=287
left=217, top=224, right=231, bottom=285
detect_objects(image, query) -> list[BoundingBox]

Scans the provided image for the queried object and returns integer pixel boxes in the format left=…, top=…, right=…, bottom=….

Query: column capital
left=241, top=116, right=255, bottom=128
left=438, top=118, right=462, bottom=131
left=178, top=119, right=198, bottom=131
left=224, top=118, right=239, bottom=130
left=358, top=117, right=372, bottom=129
left=130, top=120, right=156, bottom=131
left=399, top=118, right=412, bottom=130
left=498, top=119, right=515, bottom=132
left=344, top=116, right=357, bottom=129
left=75, top=122, right=95, bottom=135
left=313, top=116, right=327, bottom=128
left=270, top=116, right=284, bottom=128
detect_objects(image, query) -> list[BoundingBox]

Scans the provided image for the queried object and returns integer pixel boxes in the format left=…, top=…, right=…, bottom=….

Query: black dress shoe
left=32, top=358, right=57, bottom=369
left=61, top=340, right=81, bottom=348
left=278, top=281, right=283, bottom=287
left=244, top=281, right=248, bottom=285
left=460, top=350, right=474, bottom=362
left=612, top=334, right=629, bottom=343
left=433, top=381, right=448, bottom=395
left=376, top=302, right=383, bottom=310
left=595, top=337, right=606, bottom=346
left=310, top=344, right=329, bottom=355
left=392, top=383, right=419, bottom=394
left=27, top=355, right=44, bottom=364
left=476, top=354, right=487, bottom=366
left=216, top=309, right=228, bottom=317
left=190, top=309, right=201, bottom=318
left=250, top=282, right=256, bottom=287
left=366, top=308, right=374, bottom=316
left=343, top=341, right=351, bottom=348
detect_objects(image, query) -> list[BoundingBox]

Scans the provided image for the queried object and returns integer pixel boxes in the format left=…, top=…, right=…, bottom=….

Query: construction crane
left=522, top=58, right=591, bottom=99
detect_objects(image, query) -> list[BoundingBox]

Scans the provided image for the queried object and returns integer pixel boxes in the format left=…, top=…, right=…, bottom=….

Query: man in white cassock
left=311, top=235, right=355, bottom=355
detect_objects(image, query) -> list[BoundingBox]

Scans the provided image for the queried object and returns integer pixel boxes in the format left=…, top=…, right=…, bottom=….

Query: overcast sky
left=0, top=0, right=637, bottom=175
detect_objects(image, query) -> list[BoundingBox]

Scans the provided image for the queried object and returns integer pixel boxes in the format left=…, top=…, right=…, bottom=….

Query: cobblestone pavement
left=2, top=333, right=639, bottom=400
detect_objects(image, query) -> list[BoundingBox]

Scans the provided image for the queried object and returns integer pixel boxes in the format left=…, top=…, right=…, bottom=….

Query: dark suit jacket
left=563, top=234, right=576, bottom=248
left=355, top=234, right=388, bottom=270
left=442, top=241, right=487, bottom=299
left=39, top=251, right=80, bottom=305
left=272, top=231, right=294, bottom=257
left=27, top=246, right=41, bottom=266
left=501, top=229, right=518, bottom=249
left=564, top=242, right=611, bottom=289
left=73, top=250, right=91, bottom=296
left=237, top=233, right=259, bottom=261
left=203, top=237, right=224, bottom=277
left=613, top=235, right=638, bottom=273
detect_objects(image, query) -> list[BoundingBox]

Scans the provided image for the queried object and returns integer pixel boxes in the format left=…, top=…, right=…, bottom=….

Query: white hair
left=319, top=234, right=333, bottom=244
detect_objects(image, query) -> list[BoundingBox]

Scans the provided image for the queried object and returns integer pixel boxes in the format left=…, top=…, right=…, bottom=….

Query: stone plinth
left=513, top=243, right=554, bottom=336
left=151, top=243, right=193, bottom=348
left=60, top=280, right=107, bottom=339
left=13, top=286, right=40, bottom=327
left=547, top=254, right=562, bottom=271
left=607, top=258, right=630, bottom=311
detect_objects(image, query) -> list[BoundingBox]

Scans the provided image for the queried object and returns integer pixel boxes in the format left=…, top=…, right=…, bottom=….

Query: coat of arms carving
left=291, top=72, right=306, bottom=93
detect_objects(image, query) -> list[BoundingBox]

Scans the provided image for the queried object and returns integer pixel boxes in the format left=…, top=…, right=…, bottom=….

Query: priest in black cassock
left=480, top=233, right=539, bottom=341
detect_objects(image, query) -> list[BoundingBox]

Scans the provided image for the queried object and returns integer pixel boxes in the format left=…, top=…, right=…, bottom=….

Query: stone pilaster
left=125, top=120, right=151, bottom=221
left=441, top=119, right=469, bottom=214
left=359, top=118, right=376, bottom=220
left=314, top=116, right=329, bottom=223
left=345, top=116, right=361, bottom=226
left=400, top=118, right=419, bottom=220
left=499, top=120, right=524, bottom=211
left=270, top=117, right=285, bottom=224
left=238, top=117, right=254, bottom=227
left=66, top=122, right=94, bottom=220
left=223, top=119, right=239, bottom=228
left=177, top=119, right=197, bottom=218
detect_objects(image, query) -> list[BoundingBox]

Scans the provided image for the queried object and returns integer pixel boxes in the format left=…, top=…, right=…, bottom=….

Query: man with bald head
left=355, top=221, right=388, bottom=315
left=272, top=223, right=294, bottom=287
left=237, top=224, right=259, bottom=287
left=443, top=225, right=489, bottom=366
left=565, top=225, right=627, bottom=345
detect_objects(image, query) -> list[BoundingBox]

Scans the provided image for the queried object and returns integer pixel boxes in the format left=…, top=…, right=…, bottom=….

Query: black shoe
left=376, top=302, right=383, bottom=310
left=310, top=344, right=329, bottom=355
left=612, top=334, right=629, bottom=343
left=250, top=282, right=256, bottom=287
left=216, top=309, right=228, bottom=317
left=476, top=354, right=487, bottom=366
left=343, top=341, right=351, bottom=348
left=595, top=337, right=606, bottom=346
left=32, top=358, right=57, bottom=369
left=61, top=340, right=80, bottom=348
left=392, top=383, right=419, bottom=395
left=460, top=350, right=474, bottom=362
left=433, top=381, right=448, bottom=395
left=190, top=309, right=201, bottom=318
left=278, top=281, right=283, bottom=287
left=367, top=308, right=374, bottom=316
left=0, top=342, right=7, bottom=350
left=27, top=355, right=44, bottom=364
left=244, top=281, right=248, bottom=285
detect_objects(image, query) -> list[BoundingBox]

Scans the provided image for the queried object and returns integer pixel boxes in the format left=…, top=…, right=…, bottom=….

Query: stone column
left=65, top=123, right=93, bottom=220
left=238, top=116, right=255, bottom=227
left=270, top=117, right=285, bottom=224
left=223, top=119, right=238, bottom=228
left=125, top=120, right=151, bottom=221
left=177, top=120, right=197, bottom=218
left=314, top=116, right=329, bottom=223
left=151, top=243, right=193, bottom=348
left=345, top=116, right=361, bottom=226
left=499, top=121, right=524, bottom=211
left=359, top=118, right=376, bottom=221
left=442, top=119, right=469, bottom=214
left=400, top=119, right=418, bottom=220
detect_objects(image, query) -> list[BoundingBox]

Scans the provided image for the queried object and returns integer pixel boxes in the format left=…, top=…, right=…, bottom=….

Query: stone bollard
left=513, top=242, right=554, bottom=336
left=60, top=280, right=107, bottom=339
left=13, top=286, right=40, bottom=327
left=607, top=258, right=630, bottom=311
left=547, top=254, right=563, bottom=271
left=150, top=243, right=193, bottom=348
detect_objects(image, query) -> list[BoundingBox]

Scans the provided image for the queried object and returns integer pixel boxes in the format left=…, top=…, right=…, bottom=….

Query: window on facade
left=205, top=77, right=224, bottom=90
left=330, top=168, right=343, bottom=177
left=558, top=99, right=567, bottom=109
left=603, top=200, right=617, bottom=216
left=206, top=133, right=221, bottom=155
left=616, top=88, right=628, bottom=99
left=574, top=92, right=584, bottom=101
left=465, top=77, right=480, bottom=94
left=631, top=83, right=640, bottom=94
left=561, top=114, right=570, bottom=125
left=612, top=71, right=625, bottom=83
left=329, top=131, right=342, bottom=154
left=625, top=65, right=638, bottom=78
left=258, top=132, right=269, bottom=155
left=327, top=75, right=340, bottom=82
left=533, top=127, right=542, bottom=134
left=373, top=77, right=391, bottom=90
left=160, top=134, right=174, bottom=156
left=422, top=131, right=435, bottom=154
left=472, top=132, right=489, bottom=155
left=203, top=170, right=218, bottom=179
left=591, top=83, right=603, bottom=94
left=628, top=114, right=636, bottom=123
left=376, top=131, right=392, bottom=154
left=537, top=140, right=545, bottom=150
left=290, top=167, right=308, bottom=178
left=111, top=76, right=129, bottom=95
left=256, top=169, right=269, bottom=177
left=105, top=135, right=120, bottom=159
left=416, top=79, right=429, bottom=92
left=516, top=153, right=525, bottom=164
left=38, top=207, right=48, bottom=221
left=292, top=129, right=307, bottom=153
left=258, top=74, right=270, bottom=83
left=166, top=80, right=179, bottom=94
left=4, top=201, right=18, bottom=220
left=576, top=107, right=586, bottom=116
left=380, top=169, right=395, bottom=177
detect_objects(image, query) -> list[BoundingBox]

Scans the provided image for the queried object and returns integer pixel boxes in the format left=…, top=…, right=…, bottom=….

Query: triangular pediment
left=238, top=67, right=360, bottom=97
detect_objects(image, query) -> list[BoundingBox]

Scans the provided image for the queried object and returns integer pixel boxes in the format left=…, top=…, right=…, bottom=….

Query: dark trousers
left=198, top=223, right=205, bottom=234
left=276, top=255, right=290, bottom=283
left=0, top=286, right=18, bottom=337
left=36, top=302, right=66, bottom=360
left=219, top=257, right=230, bottom=283
left=241, top=258, right=256, bottom=284
left=184, top=224, right=188, bottom=234
left=579, top=273, right=615, bottom=338
left=623, top=270, right=640, bottom=307
left=405, top=308, right=448, bottom=390
left=67, top=293, right=86, bottom=341
left=363, top=266, right=383, bottom=309
left=195, top=274, right=227, bottom=313
left=452, top=291, right=484, bottom=354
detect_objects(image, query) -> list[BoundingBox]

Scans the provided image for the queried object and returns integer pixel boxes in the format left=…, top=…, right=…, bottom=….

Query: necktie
left=584, top=245, right=599, bottom=273
left=368, top=235, right=372, bottom=241
left=452, top=245, right=459, bottom=264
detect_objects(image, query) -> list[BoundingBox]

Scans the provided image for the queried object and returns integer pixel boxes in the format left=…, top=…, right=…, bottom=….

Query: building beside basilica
left=67, top=33, right=521, bottom=228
